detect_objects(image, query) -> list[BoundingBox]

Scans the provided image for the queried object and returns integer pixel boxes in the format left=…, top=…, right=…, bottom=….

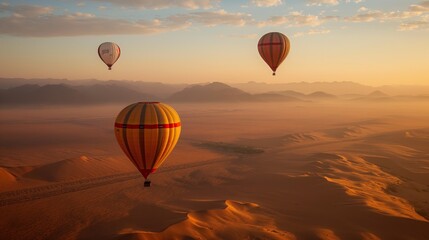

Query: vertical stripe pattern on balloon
left=258, top=32, right=290, bottom=75
left=114, top=102, right=181, bottom=179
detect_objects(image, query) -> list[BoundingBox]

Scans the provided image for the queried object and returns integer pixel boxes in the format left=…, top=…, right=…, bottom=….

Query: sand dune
left=281, top=132, right=323, bottom=144
left=323, top=125, right=373, bottom=138
left=311, top=153, right=426, bottom=221
left=116, top=200, right=292, bottom=240
left=0, top=167, right=16, bottom=183
left=23, top=156, right=134, bottom=182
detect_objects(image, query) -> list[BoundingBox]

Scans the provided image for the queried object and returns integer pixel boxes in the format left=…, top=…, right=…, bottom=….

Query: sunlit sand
left=1, top=100, right=429, bottom=239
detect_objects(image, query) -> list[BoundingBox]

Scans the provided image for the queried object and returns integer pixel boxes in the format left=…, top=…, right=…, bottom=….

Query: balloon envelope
left=114, top=102, right=181, bottom=179
left=257, top=32, right=290, bottom=76
left=98, top=42, right=121, bottom=70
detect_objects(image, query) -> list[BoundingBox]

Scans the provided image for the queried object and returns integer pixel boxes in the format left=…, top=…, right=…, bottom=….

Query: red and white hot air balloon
left=98, top=42, right=121, bottom=70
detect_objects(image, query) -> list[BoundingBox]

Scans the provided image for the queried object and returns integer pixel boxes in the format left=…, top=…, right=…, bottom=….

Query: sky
left=0, top=0, right=428, bottom=86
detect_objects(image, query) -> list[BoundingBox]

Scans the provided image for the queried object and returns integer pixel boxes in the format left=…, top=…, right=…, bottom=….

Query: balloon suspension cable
left=272, top=72, right=276, bottom=76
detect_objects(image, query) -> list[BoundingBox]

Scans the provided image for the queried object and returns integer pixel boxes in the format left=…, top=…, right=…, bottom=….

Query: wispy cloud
left=1, top=1, right=427, bottom=37
left=399, top=13, right=429, bottom=31
left=345, top=10, right=421, bottom=22
left=0, top=3, right=53, bottom=17
left=306, top=0, right=363, bottom=6
left=306, top=0, right=339, bottom=6
left=399, top=19, right=429, bottom=31
left=358, top=6, right=368, bottom=12
left=346, top=0, right=364, bottom=3
left=251, top=0, right=282, bottom=7
left=258, top=11, right=329, bottom=27
left=294, top=28, right=331, bottom=37
left=409, top=1, right=429, bottom=13
left=91, top=0, right=219, bottom=9
left=342, top=1, right=429, bottom=31
left=169, top=10, right=251, bottom=27
left=224, top=33, right=258, bottom=39
left=0, top=4, right=250, bottom=37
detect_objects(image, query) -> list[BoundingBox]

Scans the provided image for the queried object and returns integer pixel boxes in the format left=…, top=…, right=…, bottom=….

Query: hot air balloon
left=98, top=42, right=121, bottom=70
left=257, top=32, right=290, bottom=76
left=114, top=102, right=181, bottom=187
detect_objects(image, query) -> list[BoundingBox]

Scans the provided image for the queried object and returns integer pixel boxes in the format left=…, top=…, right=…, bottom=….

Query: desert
left=1, top=96, right=429, bottom=239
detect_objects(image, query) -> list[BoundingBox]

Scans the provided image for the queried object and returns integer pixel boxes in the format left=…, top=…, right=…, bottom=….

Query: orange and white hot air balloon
left=114, top=102, right=181, bottom=187
left=98, top=42, right=121, bottom=70
left=257, top=32, right=290, bottom=76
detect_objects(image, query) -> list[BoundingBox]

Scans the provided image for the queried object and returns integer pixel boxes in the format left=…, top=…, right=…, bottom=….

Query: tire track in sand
left=0, top=158, right=229, bottom=207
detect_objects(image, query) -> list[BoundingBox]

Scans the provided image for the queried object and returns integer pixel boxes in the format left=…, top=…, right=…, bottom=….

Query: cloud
left=0, top=4, right=250, bottom=37
left=306, top=0, right=339, bottom=6
left=225, top=33, right=258, bottom=39
left=345, top=10, right=421, bottom=22
left=399, top=20, right=429, bottom=31
left=0, top=14, right=190, bottom=37
left=0, top=3, right=53, bottom=17
left=251, top=0, right=282, bottom=7
left=399, top=14, right=429, bottom=31
left=345, top=1, right=428, bottom=23
left=358, top=6, right=368, bottom=12
left=170, top=10, right=252, bottom=27
left=91, top=0, right=219, bottom=9
left=294, top=28, right=331, bottom=37
left=346, top=0, right=363, bottom=3
left=342, top=2, right=429, bottom=31
left=306, top=0, right=364, bottom=6
left=409, top=1, right=429, bottom=13
left=258, top=12, right=326, bottom=27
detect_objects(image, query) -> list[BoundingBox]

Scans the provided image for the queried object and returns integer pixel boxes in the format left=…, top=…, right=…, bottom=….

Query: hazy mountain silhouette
left=307, top=91, right=337, bottom=99
left=348, top=90, right=392, bottom=102
left=0, top=84, right=155, bottom=105
left=74, top=84, right=155, bottom=103
left=105, top=81, right=187, bottom=98
left=2, top=78, right=429, bottom=105
left=269, top=90, right=336, bottom=100
left=0, top=78, right=99, bottom=88
left=168, top=82, right=253, bottom=102
left=233, top=81, right=374, bottom=95
left=252, top=93, right=302, bottom=102
left=1, top=84, right=85, bottom=105
left=168, top=82, right=302, bottom=102
left=269, top=90, right=307, bottom=99
left=0, top=78, right=187, bottom=98
left=232, top=81, right=429, bottom=96
left=368, top=90, right=389, bottom=97
left=3, top=78, right=429, bottom=96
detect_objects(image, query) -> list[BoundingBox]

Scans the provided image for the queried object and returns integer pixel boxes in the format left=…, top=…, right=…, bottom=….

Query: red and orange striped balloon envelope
left=114, top=102, right=181, bottom=180
left=257, top=32, right=290, bottom=76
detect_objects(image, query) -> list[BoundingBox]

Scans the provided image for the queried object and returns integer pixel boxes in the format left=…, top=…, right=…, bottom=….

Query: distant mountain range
left=0, top=78, right=186, bottom=98
left=0, top=78, right=428, bottom=105
left=232, top=81, right=429, bottom=96
left=168, top=82, right=302, bottom=102
left=0, top=84, right=155, bottom=105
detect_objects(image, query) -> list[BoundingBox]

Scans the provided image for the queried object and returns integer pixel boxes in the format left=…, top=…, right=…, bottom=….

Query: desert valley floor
left=1, top=101, right=429, bottom=240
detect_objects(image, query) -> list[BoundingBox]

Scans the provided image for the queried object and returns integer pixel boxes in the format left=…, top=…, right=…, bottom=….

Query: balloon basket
left=144, top=180, right=151, bottom=187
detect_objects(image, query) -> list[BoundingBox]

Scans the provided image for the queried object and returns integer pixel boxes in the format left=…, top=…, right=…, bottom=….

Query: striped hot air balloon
left=98, top=42, right=121, bottom=70
left=114, top=102, right=181, bottom=187
left=257, top=32, right=290, bottom=76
